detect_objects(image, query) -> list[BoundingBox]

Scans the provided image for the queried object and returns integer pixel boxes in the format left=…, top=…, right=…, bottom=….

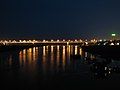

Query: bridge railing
left=0, top=39, right=119, bottom=46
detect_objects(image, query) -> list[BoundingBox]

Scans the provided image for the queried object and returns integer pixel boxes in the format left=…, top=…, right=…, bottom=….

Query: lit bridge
left=0, top=39, right=120, bottom=52
left=0, top=39, right=85, bottom=46
left=0, top=39, right=120, bottom=46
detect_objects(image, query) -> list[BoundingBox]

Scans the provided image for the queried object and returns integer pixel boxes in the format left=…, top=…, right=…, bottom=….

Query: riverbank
left=82, top=45, right=120, bottom=59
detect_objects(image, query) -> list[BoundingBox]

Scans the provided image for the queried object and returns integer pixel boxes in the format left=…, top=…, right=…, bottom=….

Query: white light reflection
left=33, top=47, right=36, bottom=61
left=19, top=51, right=23, bottom=66
left=43, top=46, right=46, bottom=57
left=75, top=45, right=78, bottom=55
left=56, top=45, right=60, bottom=70
left=62, top=46, right=66, bottom=70
left=51, top=45, right=54, bottom=61
left=90, top=54, right=95, bottom=60
left=42, top=46, right=47, bottom=75
left=50, top=45, right=54, bottom=71
left=66, top=45, right=71, bottom=64
left=67, top=45, right=71, bottom=60
left=80, top=48, right=82, bottom=56
left=19, top=49, right=27, bottom=67
left=51, top=45, right=54, bottom=52
left=85, top=52, right=88, bottom=57
left=70, top=45, right=73, bottom=55
left=27, top=48, right=32, bottom=64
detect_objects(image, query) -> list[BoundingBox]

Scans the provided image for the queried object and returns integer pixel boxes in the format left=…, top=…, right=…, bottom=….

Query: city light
left=117, top=43, right=120, bottom=45
left=111, top=33, right=116, bottom=37
left=110, top=42, right=114, bottom=45
left=0, top=39, right=120, bottom=46
left=99, top=39, right=102, bottom=42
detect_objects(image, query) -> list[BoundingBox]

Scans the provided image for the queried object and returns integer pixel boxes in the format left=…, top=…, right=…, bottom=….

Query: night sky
left=1, top=0, right=120, bottom=39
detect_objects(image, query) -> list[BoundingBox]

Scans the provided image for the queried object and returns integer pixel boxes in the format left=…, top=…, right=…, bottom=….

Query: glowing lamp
left=111, top=33, right=116, bottom=37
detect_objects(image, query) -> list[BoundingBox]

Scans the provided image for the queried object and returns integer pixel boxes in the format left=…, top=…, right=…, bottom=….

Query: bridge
left=0, top=39, right=120, bottom=53
left=0, top=39, right=84, bottom=46
left=0, top=39, right=120, bottom=46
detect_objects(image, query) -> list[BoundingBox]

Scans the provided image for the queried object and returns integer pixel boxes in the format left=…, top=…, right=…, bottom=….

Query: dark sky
left=1, top=0, right=120, bottom=39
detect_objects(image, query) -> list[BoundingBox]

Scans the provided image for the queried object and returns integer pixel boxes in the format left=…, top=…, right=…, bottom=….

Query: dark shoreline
left=82, top=45, right=120, bottom=59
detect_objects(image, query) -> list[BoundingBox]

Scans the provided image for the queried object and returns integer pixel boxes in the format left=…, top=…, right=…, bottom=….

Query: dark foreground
left=1, top=72, right=120, bottom=90
left=1, top=75, right=120, bottom=90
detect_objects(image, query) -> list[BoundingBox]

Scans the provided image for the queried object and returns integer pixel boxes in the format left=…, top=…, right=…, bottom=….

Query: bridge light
left=75, top=39, right=77, bottom=42
left=93, top=39, right=96, bottom=42
left=12, top=40, right=16, bottom=43
left=19, top=40, right=22, bottom=42
left=67, top=42, right=69, bottom=45
left=90, top=40, right=93, bottom=42
left=45, top=40, right=48, bottom=42
left=33, top=40, right=36, bottom=42
left=51, top=39, right=54, bottom=42
left=32, top=41, right=35, bottom=44
left=8, top=40, right=11, bottom=43
left=79, top=39, right=82, bottom=42
left=63, top=39, right=65, bottom=42
left=57, top=40, right=59, bottom=42
left=43, top=40, right=46, bottom=42
left=85, top=39, right=88, bottom=43
left=32, top=40, right=37, bottom=43
left=28, top=40, right=32, bottom=43
left=3, top=42, right=6, bottom=45
left=4, top=40, right=8, bottom=43
left=23, top=40, right=26, bottom=43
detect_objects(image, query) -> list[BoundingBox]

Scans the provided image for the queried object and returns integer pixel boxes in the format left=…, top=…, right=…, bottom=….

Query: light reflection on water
left=0, top=47, right=91, bottom=67
left=2, top=45, right=120, bottom=82
left=1, top=45, right=84, bottom=75
left=38, top=45, right=82, bottom=75
left=2, top=45, right=120, bottom=89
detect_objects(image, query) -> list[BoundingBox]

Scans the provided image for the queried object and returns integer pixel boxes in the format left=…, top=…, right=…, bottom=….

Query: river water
left=1, top=45, right=120, bottom=89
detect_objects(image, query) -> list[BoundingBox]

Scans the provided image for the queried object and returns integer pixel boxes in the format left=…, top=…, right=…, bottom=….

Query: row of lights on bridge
left=43, top=39, right=83, bottom=42
left=0, top=39, right=117, bottom=42
left=0, top=39, right=84, bottom=43
left=0, top=39, right=119, bottom=46
left=0, top=40, right=37, bottom=43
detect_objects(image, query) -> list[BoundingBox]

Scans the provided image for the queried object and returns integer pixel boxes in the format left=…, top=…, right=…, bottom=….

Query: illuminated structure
left=0, top=39, right=120, bottom=46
